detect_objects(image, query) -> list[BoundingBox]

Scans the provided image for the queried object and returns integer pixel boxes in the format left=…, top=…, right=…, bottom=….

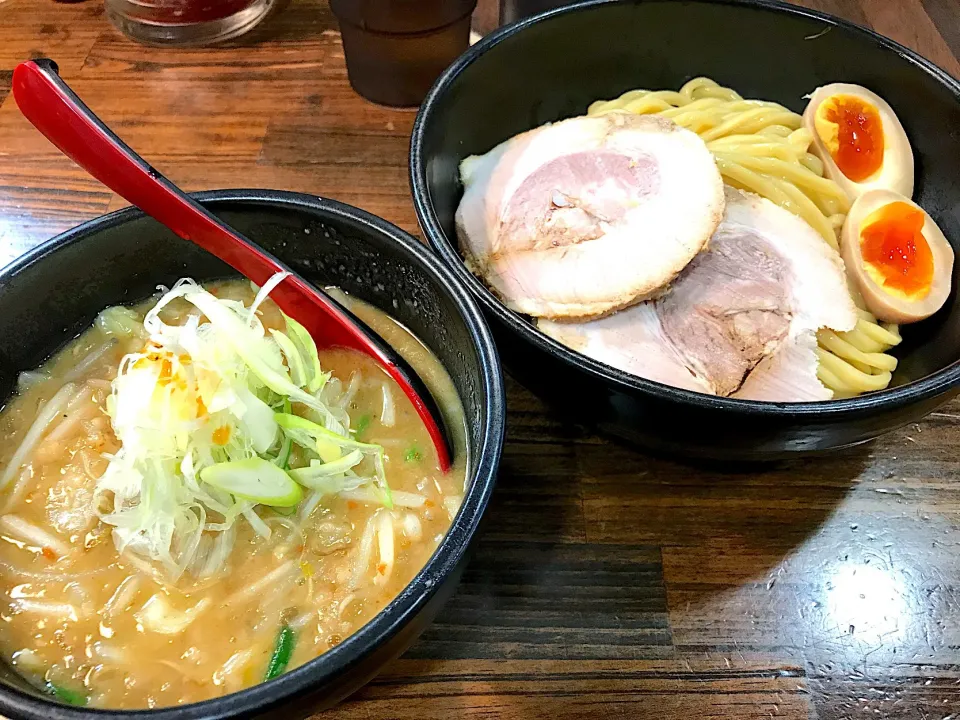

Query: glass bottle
left=105, top=0, right=278, bottom=46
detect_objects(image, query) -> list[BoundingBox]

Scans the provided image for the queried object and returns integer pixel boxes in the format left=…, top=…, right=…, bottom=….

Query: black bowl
left=411, top=0, right=960, bottom=461
left=0, top=190, right=505, bottom=719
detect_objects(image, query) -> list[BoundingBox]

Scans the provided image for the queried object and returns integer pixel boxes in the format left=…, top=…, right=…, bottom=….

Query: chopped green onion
left=317, top=438, right=342, bottom=463
left=288, top=450, right=364, bottom=487
left=275, top=412, right=391, bottom=504
left=404, top=445, right=422, bottom=463
left=235, top=386, right=278, bottom=454
left=270, top=329, right=307, bottom=388
left=284, top=315, right=328, bottom=393
left=354, top=414, right=371, bottom=438
left=273, top=400, right=293, bottom=470
left=265, top=625, right=296, bottom=680
left=45, top=681, right=87, bottom=706
left=275, top=413, right=380, bottom=453
left=274, top=431, right=293, bottom=470
left=200, top=458, right=303, bottom=507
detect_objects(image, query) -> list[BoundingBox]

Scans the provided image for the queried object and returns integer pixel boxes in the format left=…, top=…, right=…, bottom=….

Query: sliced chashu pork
left=541, top=301, right=714, bottom=395
left=455, top=111, right=724, bottom=319
left=539, top=188, right=858, bottom=401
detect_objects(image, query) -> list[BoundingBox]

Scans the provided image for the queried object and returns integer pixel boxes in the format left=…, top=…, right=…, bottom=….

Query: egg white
left=841, top=188, right=953, bottom=323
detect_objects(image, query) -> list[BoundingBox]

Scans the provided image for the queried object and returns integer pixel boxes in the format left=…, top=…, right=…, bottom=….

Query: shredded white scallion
left=93, top=274, right=392, bottom=581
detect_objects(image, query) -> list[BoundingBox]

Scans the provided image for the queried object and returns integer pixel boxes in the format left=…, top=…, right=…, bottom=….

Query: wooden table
left=2, top=1, right=960, bottom=717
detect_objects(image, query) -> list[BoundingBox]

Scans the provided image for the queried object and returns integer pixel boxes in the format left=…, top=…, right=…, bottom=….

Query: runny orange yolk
left=816, top=94, right=884, bottom=182
left=859, top=202, right=933, bottom=298
left=212, top=425, right=232, bottom=445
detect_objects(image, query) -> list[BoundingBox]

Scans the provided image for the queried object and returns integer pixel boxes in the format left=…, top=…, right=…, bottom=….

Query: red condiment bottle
left=330, top=0, right=478, bottom=107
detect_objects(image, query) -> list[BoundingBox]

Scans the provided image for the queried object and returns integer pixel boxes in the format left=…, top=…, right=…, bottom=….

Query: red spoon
left=12, top=58, right=452, bottom=471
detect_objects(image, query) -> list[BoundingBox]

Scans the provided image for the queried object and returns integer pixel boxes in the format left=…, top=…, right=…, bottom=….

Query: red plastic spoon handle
left=12, top=58, right=452, bottom=471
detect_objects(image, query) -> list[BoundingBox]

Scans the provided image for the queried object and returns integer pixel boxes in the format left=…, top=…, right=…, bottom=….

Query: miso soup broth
left=0, top=277, right=467, bottom=709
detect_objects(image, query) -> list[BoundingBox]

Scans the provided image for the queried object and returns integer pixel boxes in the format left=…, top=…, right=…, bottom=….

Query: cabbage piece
left=96, top=306, right=144, bottom=338
left=270, top=330, right=307, bottom=389
left=284, top=315, right=329, bottom=393
left=135, top=594, right=211, bottom=634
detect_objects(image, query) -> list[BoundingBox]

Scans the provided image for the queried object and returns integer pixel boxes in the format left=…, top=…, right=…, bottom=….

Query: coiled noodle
left=588, top=77, right=901, bottom=397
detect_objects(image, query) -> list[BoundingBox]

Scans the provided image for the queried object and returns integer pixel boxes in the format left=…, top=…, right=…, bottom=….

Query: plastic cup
left=330, top=0, right=478, bottom=108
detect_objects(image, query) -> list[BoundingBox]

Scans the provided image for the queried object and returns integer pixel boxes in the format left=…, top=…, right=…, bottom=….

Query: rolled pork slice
left=456, top=111, right=725, bottom=319
left=539, top=188, right=858, bottom=402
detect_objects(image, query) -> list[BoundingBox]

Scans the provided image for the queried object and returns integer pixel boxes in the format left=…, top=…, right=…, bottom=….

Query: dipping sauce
left=0, top=279, right=466, bottom=709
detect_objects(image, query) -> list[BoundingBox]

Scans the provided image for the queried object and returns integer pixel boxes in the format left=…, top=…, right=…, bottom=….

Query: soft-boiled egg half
left=842, top=189, right=953, bottom=323
left=803, top=83, right=914, bottom=201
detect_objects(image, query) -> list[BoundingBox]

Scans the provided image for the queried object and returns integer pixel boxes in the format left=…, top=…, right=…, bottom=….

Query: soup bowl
left=0, top=190, right=505, bottom=718
left=410, top=0, right=960, bottom=461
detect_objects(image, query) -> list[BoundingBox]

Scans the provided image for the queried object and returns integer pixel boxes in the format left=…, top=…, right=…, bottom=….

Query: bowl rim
left=0, top=189, right=506, bottom=719
left=410, top=0, right=960, bottom=418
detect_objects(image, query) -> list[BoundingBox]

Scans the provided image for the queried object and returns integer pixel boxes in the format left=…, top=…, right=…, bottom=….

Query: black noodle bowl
left=0, top=191, right=505, bottom=719
left=411, top=0, right=960, bottom=460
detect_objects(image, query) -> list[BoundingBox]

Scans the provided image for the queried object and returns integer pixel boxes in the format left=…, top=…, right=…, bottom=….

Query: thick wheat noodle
left=714, top=153, right=850, bottom=204
left=588, top=76, right=902, bottom=397
left=709, top=139, right=805, bottom=162
left=770, top=175, right=846, bottom=243
left=816, top=363, right=846, bottom=393
left=800, top=153, right=825, bottom=175
left=817, top=348, right=893, bottom=392
left=859, top=316, right=901, bottom=345
left=623, top=97, right=675, bottom=114
left=702, top=109, right=801, bottom=141
left=767, top=175, right=834, bottom=225
left=714, top=158, right=839, bottom=246
left=838, top=325, right=886, bottom=354
left=819, top=196, right=846, bottom=217
left=661, top=98, right=731, bottom=120
left=818, top=330, right=898, bottom=371
left=758, top=124, right=794, bottom=138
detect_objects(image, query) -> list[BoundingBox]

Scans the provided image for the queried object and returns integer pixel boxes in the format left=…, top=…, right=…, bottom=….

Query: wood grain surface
left=1, top=1, right=960, bottom=718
